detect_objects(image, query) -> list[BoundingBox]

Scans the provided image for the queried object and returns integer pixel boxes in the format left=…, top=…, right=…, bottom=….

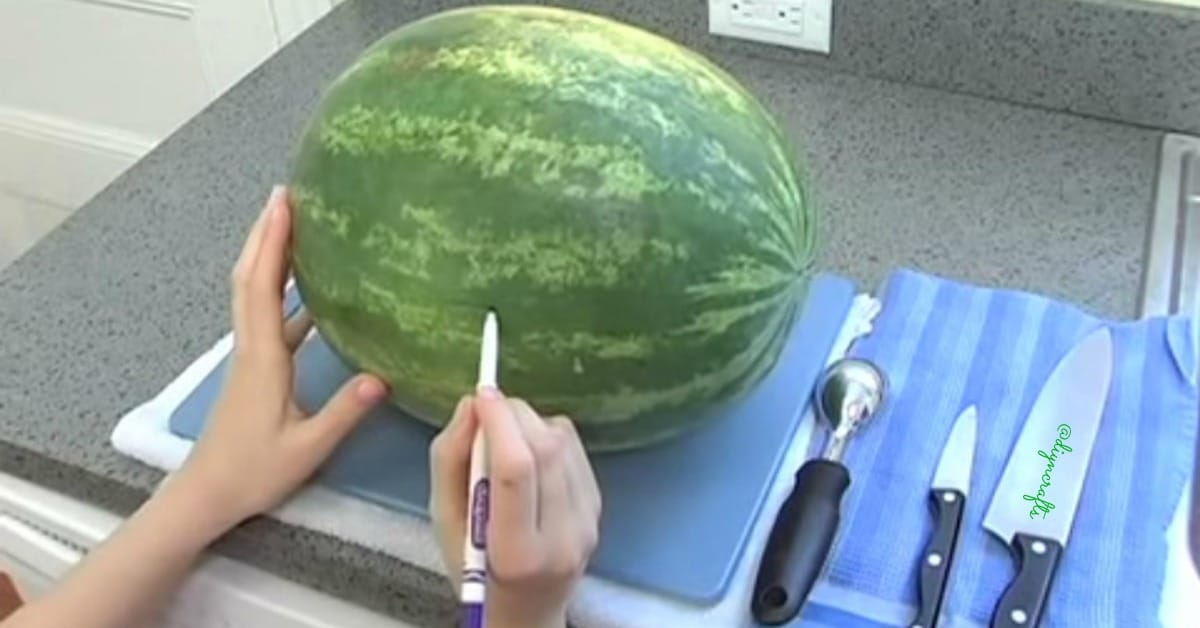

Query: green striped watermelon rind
left=287, top=5, right=819, bottom=452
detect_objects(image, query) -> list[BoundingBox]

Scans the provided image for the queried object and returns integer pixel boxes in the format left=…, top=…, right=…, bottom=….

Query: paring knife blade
left=911, top=405, right=977, bottom=628
left=982, top=327, right=1114, bottom=628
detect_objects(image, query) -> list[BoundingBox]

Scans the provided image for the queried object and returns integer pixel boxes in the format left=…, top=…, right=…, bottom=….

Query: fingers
left=230, top=190, right=276, bottom=341
left=283, top=307, right=314, bottom=352
left=231, top=186, right=295, bottom=356
left=548, top=415, right=602, bottom=520
left=490, top=397, right=597, bottom=583
left=476, top=389, right=541, bottom=568
left=506, top=400, right=570, bottom=534
left=252, top=186, right=292, bottom=292
left=440, top=391, right=600, bottom=587
left=245, top=187, right=292, bottom=349
left=293, top=374, right=387, bottom=464
left=429, top=396, right=476, bottom=528
left=543, top=415, right=599, bottom=578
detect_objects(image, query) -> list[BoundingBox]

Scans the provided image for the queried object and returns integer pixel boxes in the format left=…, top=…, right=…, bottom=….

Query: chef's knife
left=982, top=327, right=1114, bottom=628
left=911, top=405, right=977, bottom=628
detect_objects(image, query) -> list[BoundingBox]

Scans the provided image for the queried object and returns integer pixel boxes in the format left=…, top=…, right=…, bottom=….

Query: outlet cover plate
left=708, top=0, right=831, bottom=54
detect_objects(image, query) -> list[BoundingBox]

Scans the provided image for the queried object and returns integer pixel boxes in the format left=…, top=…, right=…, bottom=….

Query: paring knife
left=982, top=327, right=1114, bottom=628
left=911, top=405, right=978, bottom=628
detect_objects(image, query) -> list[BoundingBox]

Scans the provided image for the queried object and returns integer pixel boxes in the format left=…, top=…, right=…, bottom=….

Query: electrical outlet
left=708, top=0, right=831, bottom=54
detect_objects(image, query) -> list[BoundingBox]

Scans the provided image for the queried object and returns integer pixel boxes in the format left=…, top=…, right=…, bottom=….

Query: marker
left=461, top=309, right=497, bottom=628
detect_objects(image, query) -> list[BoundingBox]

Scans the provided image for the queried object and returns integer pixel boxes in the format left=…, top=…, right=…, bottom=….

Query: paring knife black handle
left=751, top=459, right=850, bottom=625
left=910, top=489, right=966, bottom=628
left=991, top=533, right=1064, bottom=628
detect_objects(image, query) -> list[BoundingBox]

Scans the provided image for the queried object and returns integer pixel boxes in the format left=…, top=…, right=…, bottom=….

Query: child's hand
left=171, top=186, right=388, bottom=535
left=1, top=186, right=390, bottom=628
left=429, top=389, right=602, bottom=628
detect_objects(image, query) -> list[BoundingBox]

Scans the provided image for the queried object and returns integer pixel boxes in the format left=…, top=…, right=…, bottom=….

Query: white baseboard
left=69, top=0, right=197, bottom=20
left=0, top=106, right=158, bottom=209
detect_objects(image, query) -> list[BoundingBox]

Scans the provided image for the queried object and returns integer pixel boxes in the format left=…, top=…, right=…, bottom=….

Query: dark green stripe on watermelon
left=288, top=5, right=817, bottom=451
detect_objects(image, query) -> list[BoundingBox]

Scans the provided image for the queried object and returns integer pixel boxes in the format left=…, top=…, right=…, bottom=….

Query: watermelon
left=287, top=5, right=818, bottom=451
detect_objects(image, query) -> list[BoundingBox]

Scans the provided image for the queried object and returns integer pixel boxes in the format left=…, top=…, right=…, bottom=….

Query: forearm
left=3, top=476, right=231, bottom=628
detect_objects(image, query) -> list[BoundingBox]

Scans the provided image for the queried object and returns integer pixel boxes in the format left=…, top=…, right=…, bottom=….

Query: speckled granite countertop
left=0, top=0, right=1162, bottom=624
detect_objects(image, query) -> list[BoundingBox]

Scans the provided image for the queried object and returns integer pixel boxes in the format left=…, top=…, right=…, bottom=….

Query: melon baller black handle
left=750, top=458, right=850, bottom=625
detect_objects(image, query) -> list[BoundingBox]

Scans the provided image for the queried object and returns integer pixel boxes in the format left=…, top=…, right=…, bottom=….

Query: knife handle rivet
left=942, top=492, right=957, bottom=503
left=1011, top=609, right=1029, bottom=624
left=1030, top=540, right=1047, bottom=555
left=926, top=552, right=943, bottom=567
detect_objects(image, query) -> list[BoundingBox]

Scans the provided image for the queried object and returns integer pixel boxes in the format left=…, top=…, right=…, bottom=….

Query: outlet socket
left=708, top=0, right=831, bottom=54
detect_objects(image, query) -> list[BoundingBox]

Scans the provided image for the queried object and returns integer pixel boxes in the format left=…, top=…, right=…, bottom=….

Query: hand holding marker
left=446, top=307, right=601, bottom=628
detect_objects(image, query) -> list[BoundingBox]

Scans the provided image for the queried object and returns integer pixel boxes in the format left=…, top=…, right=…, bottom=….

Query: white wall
left=0, top=0, right=335, bottom=268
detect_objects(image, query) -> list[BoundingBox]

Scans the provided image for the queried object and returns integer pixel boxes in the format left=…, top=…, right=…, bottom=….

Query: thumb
left=296, top=374, right=387, bottom=460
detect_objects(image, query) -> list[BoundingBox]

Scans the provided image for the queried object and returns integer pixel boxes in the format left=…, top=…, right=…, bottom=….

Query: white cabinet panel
left=0, top=0, right=333, bottom=213
left=0, top=0, right=214, bottom=138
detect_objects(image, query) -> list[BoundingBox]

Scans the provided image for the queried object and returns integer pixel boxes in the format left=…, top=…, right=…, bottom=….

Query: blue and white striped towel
left=804, top=269, right=1198, bottom=627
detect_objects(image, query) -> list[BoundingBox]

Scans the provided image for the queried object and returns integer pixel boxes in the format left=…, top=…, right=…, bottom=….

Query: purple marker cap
left=461, top=602, right=485, bottom=628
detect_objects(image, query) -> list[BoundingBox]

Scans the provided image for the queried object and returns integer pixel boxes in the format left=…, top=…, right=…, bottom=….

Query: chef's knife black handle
left=910, top=488, right=965, bottom=628
left=991, top=533, right=1063, bottom=628
left=751, top=459, right=850, bottom=625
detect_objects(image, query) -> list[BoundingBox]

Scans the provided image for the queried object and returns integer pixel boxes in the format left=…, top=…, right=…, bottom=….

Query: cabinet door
left=0, top=0, right=334, bottom=213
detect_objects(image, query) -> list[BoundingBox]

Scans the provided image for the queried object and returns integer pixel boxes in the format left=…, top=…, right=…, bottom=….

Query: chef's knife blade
left=982, top=327, right=1114, bottom=628
left=911, top=405, right=977, bottom=628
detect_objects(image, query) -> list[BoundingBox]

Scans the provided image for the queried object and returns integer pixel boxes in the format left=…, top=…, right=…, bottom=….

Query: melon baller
left=751, top=357, right=887, bottom=625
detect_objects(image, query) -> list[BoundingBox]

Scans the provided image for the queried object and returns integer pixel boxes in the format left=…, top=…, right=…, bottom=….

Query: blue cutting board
left=169, top=273, right=855, bottom=604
